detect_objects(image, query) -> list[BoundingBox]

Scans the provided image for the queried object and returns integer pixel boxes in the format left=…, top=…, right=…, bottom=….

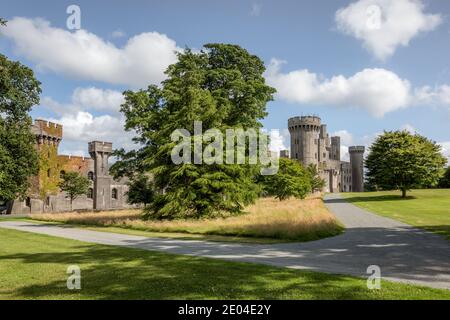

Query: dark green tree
left=0, top=18, right=6, bottom=26
left=261, top=158, right=311, bottom=201
left=439, top=167, right=450, bottom=188
left=125, top=174, right=155, bottom=207
left=0, top=50, right=41, bottom=203
left=116, top=44, right=275, bottom=219
left=306, top=164, right=326, bottom=193
left=58, top=172, right=90, bottom=211
left=366, top=131, right=447, bottom=198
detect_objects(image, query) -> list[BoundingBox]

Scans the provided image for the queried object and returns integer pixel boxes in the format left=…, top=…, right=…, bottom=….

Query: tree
left=0, top=50, right=41, bottom=203
left=306, top=164, right=326, bottom=193
left=58, top=172, right=90, bottom=211
left=439, top=167, right=450, bottom=188
left=126, top=174, right=155, bottom=207
left=115, top=44, right=275, bottom=219
left=261, top=158, right=311, bottom=201
left=0, top=18, right=6, bottom=26
left=366, top=131, right=447, bottom=198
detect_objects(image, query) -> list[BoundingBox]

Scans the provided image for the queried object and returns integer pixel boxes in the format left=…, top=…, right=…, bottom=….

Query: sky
left=1, top=0, right=449, bottom=162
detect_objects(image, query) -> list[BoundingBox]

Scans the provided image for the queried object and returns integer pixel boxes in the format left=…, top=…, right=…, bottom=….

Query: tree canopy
left=113, top=44, right=276, bottom=219
left=366, top=131, right=447, bottom=198
left=58, top=172, right=90, bottom=210
left=0, top=51, right=41, bottom=202
left=261, top=158, right=311, bottom=201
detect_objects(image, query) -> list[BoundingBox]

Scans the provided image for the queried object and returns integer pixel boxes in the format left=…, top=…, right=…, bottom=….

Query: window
left=88, top=171, right=94, bottom=180
left=112, top=188, right=118, bottom=200
left=87, top=188, right=93, bottom=199
left=46, top=196, right=50, bottom=206
left=25, top=197, right=31, bottom=207
left=60, top=170, right=66, bottom=179
left=47, top=169, right=51, bottom=178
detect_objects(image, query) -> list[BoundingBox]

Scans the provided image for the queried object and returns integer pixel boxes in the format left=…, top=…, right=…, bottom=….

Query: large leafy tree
left=366, top=131, right=447, bottom=198
left=0, top=45, right=41, bottom=202
left=261, top=158, right=311, bottom=201
left=58, top=172, right=90, bottom=211
left=114, top=44, right=275, bottom=219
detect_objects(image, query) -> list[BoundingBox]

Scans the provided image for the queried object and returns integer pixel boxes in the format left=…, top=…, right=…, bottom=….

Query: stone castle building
left=7, top=119, right=133, bottom=214
left=282, top=116, right=365, bottom=193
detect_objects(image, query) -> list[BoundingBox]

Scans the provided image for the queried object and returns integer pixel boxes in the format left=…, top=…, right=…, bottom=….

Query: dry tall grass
left=30, top=196, right=343, bottom=241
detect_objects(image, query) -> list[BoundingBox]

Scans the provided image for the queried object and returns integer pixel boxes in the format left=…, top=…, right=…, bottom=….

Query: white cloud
left=439, top=142, right=450, bottom=164
left=265, top=59, right=411, bottom=117
left=72, top=87, right=124, bottom=113
left=111, top=29, right=126, bottom=38
left=335, top=0, right=442, bottom=60
left=1, top=17, right=181, bottom=87
left=268, top=129, right=288, bottom=153
left=40, top=87, right=124, bottom=115
left=333, top=130, right=354, bottom=146
left=415, top=85, right=450, bottom=112
left=39, top=88, right=134, bottom=156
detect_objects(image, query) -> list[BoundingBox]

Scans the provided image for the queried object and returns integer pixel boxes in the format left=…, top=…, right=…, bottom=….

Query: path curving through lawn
left=1, top=193, right=449, bottom=290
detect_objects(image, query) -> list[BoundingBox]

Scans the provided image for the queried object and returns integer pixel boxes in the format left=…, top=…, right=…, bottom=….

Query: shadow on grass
left=0, top=243, right=397, bottom=300
left=340, top=195, right=417, bottom=203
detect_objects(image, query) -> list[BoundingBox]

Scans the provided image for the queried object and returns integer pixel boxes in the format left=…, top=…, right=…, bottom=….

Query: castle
left=7, top=119, right=133, bottom=214
left=282, top=116, right=365, bottom=193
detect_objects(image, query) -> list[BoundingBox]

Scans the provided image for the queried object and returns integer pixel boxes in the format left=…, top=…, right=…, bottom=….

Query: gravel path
left=1, top=193, right=449, bottom=290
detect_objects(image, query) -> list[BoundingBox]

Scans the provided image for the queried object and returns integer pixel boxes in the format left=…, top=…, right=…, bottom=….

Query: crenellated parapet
left=32, top=119, right=63, bottom=147
left=288, top=116, right=321, bottom=132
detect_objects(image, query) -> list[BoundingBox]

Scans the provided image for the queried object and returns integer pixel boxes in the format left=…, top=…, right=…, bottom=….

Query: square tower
left=88, top=141, right=113, bottom=210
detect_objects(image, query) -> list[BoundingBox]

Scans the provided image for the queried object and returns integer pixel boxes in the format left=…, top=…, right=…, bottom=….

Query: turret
left=288, top=116, right=321, bottom=166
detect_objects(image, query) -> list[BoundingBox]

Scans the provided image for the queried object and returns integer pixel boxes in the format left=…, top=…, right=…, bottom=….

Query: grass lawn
left=0, top=228, right=449, bottom=300
left=28, top=197, right=344, bottom=243
left=342, top=189, right=450, bottom=240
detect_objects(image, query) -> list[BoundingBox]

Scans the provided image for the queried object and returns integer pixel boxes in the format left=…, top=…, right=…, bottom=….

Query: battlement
left=288, top=116, right=322, bottom=131
left=32, top=119, right=63, bottom=139
left=88, top=141, right=113, bottom=154
left=349, top=146, right=365, bottom=153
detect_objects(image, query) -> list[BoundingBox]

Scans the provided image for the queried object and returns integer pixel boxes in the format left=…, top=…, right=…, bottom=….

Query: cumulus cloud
left=268, top=129, right=288, bottom=153
left=415, top=85, right=450, bottom=112
left=72, top=87, right=124, bottom=113
left=265, top=59, right=411, bottom=117
left=111, top=29, right=126, bottom=38
left=335, top=0, right=442, bottom=60
left=39, top=88, right=134, bottom=156
left=1, top=17, right=181, bottom=87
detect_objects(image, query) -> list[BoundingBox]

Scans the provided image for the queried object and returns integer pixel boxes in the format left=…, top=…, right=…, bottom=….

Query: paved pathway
left=1, top=194, right=449, bottom=290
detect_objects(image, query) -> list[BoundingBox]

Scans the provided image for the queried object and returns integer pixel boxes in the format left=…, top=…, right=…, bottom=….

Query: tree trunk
left=401, top=188, right=406, bottom=198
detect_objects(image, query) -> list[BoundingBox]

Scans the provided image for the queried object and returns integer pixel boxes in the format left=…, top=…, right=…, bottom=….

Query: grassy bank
left=1, top=228, right=449, bottom=300
left=29, top=197, right=344, bottom=242
left=342, top=189, right=450, bottom=240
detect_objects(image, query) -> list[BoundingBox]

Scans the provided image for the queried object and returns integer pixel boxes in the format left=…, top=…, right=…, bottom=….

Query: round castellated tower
left=288, top=116, right=321, bottom=166
left=349, top=146, right=365, bottom=192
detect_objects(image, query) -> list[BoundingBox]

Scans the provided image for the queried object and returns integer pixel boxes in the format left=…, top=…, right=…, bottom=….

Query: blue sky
left=1, top=0, right=449, bottom=160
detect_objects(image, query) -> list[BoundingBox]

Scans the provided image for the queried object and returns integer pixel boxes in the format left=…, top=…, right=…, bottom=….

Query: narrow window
left=88, top=171, right=94, bottom=180
left=112, top=188, right=118, bottom=200
left=87, top=188, right=93, bottom=199
left=47, top=169, right=51, bottom=178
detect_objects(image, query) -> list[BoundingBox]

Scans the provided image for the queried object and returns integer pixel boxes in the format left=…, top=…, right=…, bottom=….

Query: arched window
left=60, top=170, right=66, bottom=179
left=88, top=171, right=94, bottom=181
left=112, top=188, right=118, bottom=200
left=87, top=188, right=93, bottom=199
left=25, top=197, right=31, bottom=207
left=46, top=196, right=50, bottom=206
